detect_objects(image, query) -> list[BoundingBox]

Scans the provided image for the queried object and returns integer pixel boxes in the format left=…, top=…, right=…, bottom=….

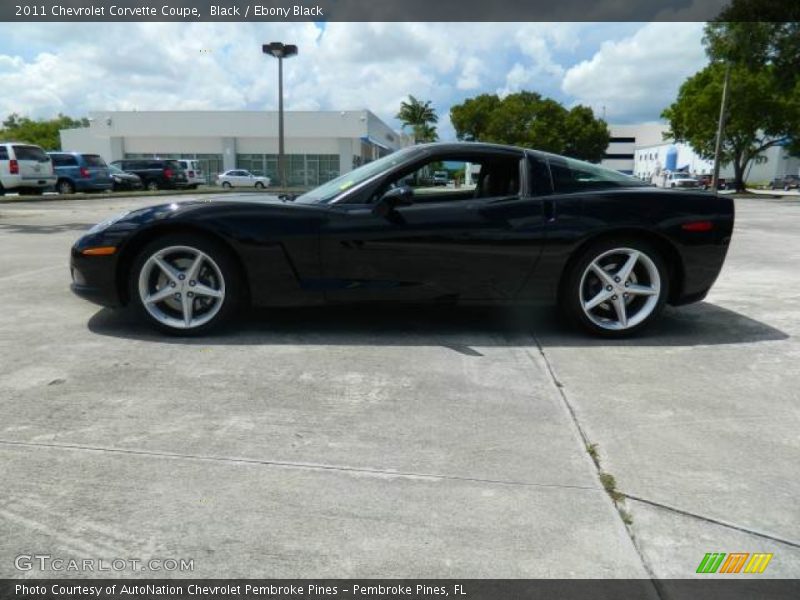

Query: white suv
left=177, top=159, right=205, bottom=189
left=0, top=142, right=56, bottom=196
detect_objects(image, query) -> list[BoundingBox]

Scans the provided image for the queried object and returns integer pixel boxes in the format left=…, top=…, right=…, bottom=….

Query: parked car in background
left=0, top=142, right=56, bottom=195
left=771, top=174, right=800, bottom=191
left=109, top=164, right=143, bottom=191
left=217, top=170, right=271, bottom=189
left=177, top=159, right=204, bottom=189
left=111, top=159, right=189, bottom=191
left=433, top=171, right=449, bottom=186
left=49, top=152, right=113, bottom=194
left=664, top=172, right=700, bottom=189
left=696, top=174, right=727, bottom=190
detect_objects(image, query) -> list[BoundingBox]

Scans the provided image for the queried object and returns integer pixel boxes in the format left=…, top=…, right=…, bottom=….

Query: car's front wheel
left=562, top=239, right=669, bottom=337
left=222, top=181, right=232, bottom=189
left=130, top=234, right=242, bottom=335
left=255, top=181, right=265, bottom=189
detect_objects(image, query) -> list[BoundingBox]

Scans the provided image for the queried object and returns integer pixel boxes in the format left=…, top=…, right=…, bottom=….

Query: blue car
left=49, top=152, right=113, bottom=194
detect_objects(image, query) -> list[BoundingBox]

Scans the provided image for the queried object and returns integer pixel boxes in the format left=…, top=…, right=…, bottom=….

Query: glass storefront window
left=236, top=154, right=340, bottom=187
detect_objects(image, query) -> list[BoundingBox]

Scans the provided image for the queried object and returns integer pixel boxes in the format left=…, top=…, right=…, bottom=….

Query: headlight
left=87, top=210, right=130, bottom=234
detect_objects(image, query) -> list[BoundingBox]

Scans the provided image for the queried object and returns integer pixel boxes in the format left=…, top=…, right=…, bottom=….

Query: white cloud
left=0, top=22, right=706, bottom=136
left=561, top=22, right=707, bottom=122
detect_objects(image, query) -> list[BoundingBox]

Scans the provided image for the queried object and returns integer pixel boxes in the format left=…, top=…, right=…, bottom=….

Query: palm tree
left=396, top=95, right=439, bottom=144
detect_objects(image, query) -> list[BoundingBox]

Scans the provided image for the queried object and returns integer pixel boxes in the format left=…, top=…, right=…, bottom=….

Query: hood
left=115, top=193, right=319, bottom=228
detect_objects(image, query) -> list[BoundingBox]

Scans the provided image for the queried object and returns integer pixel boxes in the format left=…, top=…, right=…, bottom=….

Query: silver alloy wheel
left=138, top=245, right=226, bottom=330
left=579, top=247, right=661, bottom=331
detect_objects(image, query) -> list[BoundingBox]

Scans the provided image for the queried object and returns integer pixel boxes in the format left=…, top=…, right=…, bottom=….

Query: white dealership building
left=61, top=113, right=798, bottom=187
left=60, top=110, right=409, bottom=186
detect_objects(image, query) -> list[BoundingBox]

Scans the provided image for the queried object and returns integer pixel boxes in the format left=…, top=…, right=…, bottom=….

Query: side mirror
left=373, top=186, right=413, bottom=217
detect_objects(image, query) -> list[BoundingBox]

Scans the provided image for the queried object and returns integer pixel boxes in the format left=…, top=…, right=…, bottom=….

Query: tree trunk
left=733, top=160, right=746, bottom=192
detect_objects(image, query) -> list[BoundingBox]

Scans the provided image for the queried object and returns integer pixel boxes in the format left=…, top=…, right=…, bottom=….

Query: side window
left=548, top=156, right=645, bottom=194
left=528, top=157, right=552, bottom=196
left=0, top=147, right=9, bottom=160
left=370, top=154, right=521, bottom=204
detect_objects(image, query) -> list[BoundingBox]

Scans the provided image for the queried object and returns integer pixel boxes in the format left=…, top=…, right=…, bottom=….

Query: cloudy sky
left=0, top=22, right=708, bottom=138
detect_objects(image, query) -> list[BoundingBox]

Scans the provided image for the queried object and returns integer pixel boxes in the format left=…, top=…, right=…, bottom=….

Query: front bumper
left=70, top=249, right=123, bottom=308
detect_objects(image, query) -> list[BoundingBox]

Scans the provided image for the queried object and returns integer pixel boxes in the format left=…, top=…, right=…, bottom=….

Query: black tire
left=222, top=181, right=232, bottom=189
left=145, top=180, right=160, bottom=192
left=561, top=237, right=670, bottom=337
left=129, top=233, right=243, bottom=336
left=57, top=180, right=75, bottom=195
left=255, top=182, right=265, bottom=189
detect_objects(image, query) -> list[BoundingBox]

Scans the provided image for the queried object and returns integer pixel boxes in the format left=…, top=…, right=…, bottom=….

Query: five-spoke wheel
left=131, top=235, right=241, bottom=334
left=563, top=239, right=668, bottom=336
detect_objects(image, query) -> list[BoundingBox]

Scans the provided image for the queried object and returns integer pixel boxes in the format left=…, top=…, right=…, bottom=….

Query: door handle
left=543, top=199, right=556, bottom=222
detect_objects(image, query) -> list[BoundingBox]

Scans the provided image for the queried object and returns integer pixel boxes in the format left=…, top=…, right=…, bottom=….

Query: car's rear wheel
left=130, top=234, right=242, bottom=335
left=562, top=238, right=669, bottom=337
left=57, top=179, right=75, bottom=195
left=146, top=180, right=160, bottom=191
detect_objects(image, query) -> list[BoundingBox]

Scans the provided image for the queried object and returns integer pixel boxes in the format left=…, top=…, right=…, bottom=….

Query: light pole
left=262, top=42, right=298, bottom=188
left=711, top=61, right=731, bottom=191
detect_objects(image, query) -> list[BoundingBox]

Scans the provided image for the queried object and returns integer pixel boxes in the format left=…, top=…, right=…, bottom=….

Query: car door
left=319, top=149, right=549, bottom=303
left=231, top=170, right=247, bottom=187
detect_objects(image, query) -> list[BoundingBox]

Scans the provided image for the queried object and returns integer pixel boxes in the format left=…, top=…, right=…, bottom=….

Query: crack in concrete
left=530, top=334, right=664, bottom=591
left=623, top=493, right=800, bottom=550
left=0, top=438, right=597, bottom=492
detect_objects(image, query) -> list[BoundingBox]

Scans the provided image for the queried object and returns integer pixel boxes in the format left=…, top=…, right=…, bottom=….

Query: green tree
left=662, top=63, right=797, bottom=191
left=703, top=0, right=800, bottom=156
left=705, top=0, right=800, bottom=92
left=0, top=113, right=89, bottom=151
left=450, top=91, right=610, bottom=162
left=663, top=8, right=800, bottom=191
left=449, top=94, right=500, bottom=142
left=396, top=95, right=439, bottom=143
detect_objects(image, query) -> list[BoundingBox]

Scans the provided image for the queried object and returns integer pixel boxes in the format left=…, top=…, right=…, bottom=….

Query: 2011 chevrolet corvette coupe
left=71, top=143, right=734, bottom=336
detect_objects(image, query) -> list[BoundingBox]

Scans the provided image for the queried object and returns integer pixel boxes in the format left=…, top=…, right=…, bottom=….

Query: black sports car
left=70, top=142, right=734, bottom=336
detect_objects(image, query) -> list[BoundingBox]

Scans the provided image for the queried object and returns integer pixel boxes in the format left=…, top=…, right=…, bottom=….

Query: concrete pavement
left=0, top=193, right=798, bottom=580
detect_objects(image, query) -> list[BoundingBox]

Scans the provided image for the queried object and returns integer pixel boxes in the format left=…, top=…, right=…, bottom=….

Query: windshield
left=294, top=147, right=420, bottom=204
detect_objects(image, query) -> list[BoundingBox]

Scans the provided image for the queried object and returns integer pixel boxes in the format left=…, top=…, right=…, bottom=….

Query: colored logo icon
left=696, top=552, right=773, bottom=574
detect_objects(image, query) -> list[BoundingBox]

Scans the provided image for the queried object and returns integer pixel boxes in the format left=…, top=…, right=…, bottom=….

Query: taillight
left=164, top=168, right=174, bottom=179
left=79, top=167, right=90, bottom=178
left=9, top=159, right=18, bottom=174
left=682, top=221, right=714, bottom=232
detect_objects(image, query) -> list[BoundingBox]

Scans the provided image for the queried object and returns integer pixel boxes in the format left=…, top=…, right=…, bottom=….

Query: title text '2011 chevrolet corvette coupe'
left=71, top=143, right=734, bottom=336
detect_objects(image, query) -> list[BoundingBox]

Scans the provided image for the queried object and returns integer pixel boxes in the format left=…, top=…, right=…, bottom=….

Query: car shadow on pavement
left=87, top=301, right=788, bottom=351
